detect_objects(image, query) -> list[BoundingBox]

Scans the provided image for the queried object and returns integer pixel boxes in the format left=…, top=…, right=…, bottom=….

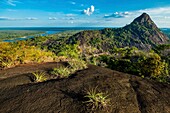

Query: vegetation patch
left=50, top=59, right=87, bottom=78
left=0, top=41, right=56, bottom=68
left=32, top=71, right=47, bottom=82
left=84, top=87, right=110, bottom=112
left=50, top=67, right=71, bottom=78
left=89, top=47, right=169, bottom=82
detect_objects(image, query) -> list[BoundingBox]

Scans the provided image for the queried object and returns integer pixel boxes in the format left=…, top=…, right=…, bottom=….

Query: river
left=2, top=27, right=104, bottom=42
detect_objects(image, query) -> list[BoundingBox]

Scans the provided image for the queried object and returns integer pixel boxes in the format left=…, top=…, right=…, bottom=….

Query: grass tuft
left=32, top=71, right=47, bottom=82
left=84, top=87, right=110, bottom=111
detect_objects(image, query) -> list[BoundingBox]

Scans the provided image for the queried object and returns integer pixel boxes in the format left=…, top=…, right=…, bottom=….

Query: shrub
left=0, top=42, right=56, bottom=68
left=57, top=44, right=81, bottom=59
left=1, top=61, right=13, bottom=68
left=93, top=49, right=169, bottom=79
left=68, top=59, right=87, bottom=71
left=50, top=67, right=71, bottom=78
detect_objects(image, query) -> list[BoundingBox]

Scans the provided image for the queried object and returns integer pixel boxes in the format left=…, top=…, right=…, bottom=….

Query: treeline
left=0, top=30, right=44, bottom=41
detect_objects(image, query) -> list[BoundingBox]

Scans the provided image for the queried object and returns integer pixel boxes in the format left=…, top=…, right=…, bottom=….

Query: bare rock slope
left=0, top=64, right=170, bottom=113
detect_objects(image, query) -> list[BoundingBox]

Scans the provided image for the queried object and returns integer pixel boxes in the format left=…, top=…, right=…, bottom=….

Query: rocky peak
left=133, top=13, right=154, bottom=24
left=123, top=13, right=169, bottom=46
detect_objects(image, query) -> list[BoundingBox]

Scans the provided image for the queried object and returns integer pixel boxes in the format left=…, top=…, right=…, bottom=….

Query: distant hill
left=67, top=13, right=169, bottom=52
left=123, top=13, right=169, bottom=48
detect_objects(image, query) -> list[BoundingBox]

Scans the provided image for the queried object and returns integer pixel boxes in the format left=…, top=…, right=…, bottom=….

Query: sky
left=0, top=0, right=170, bottom=27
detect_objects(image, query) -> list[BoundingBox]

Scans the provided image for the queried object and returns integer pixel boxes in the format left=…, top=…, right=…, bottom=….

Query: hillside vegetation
left=0, top=13, right=170, bottom=83
left=66, top=13, right=169, bottom=52
left=0, top=41, right=56, bottom=68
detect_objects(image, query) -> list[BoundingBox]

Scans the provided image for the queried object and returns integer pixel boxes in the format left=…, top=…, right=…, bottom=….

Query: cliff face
left=67, top=13, right=169, bottom=51
left=0, top=65, right=170, bottom=113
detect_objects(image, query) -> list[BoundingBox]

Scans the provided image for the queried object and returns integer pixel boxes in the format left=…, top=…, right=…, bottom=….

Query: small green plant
left=50, top=60, right=87, bottom=78
left=50, top=67, right=71, bottom=78
left=84, top=87, right=110, bottom=111
left=68, top=59, right=87, bottom=71
left=32, top=71, right=47, bottom=82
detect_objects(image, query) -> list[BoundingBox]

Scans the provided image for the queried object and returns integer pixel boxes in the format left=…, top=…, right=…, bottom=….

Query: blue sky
left=0, top=0, right=170, bottom=27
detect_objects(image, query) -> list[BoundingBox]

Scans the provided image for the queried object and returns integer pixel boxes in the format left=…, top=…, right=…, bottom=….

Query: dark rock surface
left=0, top=65, right=169, bottom=113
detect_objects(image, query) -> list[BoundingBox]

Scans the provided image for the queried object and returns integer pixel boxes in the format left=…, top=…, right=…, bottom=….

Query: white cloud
left=138, top=7, right=170, bottom=15
left=70, top=1, right=76, bottom=5
left=117, top=7, right=170, bottom=27
left=0, top=17, right=11, bottom=20
left=65, top=14, right=76, bottom=17
left=164, top=16, right=170, bottom=19
left=108, top=7, right=170, bottom=27
left=49, top=17, right=57, bottom=20
left=0, top=17, right=38, bottom=21
left=0, top=17, right=22, bottom=20
left=82, top=5, right=95, bottom=16
left=68, top=21, right=74, bottom=24
left=104, top=12, right=131, bottom=18
left=26, top=17, right=38, bottom=20
left=6, top=0, right=20, bottom=6
left=7, top=9, right=17, bottom=12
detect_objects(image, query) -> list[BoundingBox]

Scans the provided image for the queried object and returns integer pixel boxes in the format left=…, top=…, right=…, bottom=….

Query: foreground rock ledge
left=0, top=65, right=170, bottom=113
